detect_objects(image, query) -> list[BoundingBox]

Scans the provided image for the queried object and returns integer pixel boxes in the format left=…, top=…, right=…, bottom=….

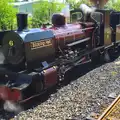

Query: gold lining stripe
left=30, top=39, right=52, bottom=50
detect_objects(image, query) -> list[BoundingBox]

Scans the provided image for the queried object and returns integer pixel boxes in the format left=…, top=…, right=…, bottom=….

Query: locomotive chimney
left=16, top=13, right=28, bottom=31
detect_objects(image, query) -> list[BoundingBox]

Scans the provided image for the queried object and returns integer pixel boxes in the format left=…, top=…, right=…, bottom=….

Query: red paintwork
left=83, top=22, right=94, bottom=28
left=48, top=23, right=94, bottom=48
left=85, top=27, right=94, bottom=37
left=42, top=23, right=94, bottom=49
left=0, top=86, right=21, bottom=102
left=42, top=66, right=58, bottom=88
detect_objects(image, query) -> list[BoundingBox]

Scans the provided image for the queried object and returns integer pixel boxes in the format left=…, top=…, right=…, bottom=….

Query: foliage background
left=1, top=0, right=120, bottom=30
left=105, top=0, right=120, bottom=11
left=32, top=1, right=65, bottom=28
left=0, top=0, right=17, bottom=30
left=65, top=0, right=92, bottom=9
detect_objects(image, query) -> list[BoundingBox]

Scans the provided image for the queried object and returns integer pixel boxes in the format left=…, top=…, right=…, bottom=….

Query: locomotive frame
left=0, top=0, right=120, bottom=111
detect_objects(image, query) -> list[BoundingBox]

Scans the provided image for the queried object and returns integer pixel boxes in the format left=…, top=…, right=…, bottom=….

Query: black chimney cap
left=17, top=12, right=28, bottom=16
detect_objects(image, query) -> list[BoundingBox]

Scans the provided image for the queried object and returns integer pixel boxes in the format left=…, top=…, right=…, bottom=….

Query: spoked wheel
left=91, top=51, right=101, bottom=65
left=107, top=48, right=117, bottom=61
left=103, top=47, right=118, bottom=62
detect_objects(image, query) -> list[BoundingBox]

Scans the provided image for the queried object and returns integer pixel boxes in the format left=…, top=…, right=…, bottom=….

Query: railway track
left=98, top=94, right=120, bottom=120
left=78, top=95, right=120, bottom=120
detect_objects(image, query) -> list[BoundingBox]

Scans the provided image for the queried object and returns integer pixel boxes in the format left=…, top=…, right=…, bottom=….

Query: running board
left=67, top=37, right=90, bottom=47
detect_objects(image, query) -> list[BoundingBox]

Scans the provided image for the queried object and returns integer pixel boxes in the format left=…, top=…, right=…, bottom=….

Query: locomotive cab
left=110, top=11, right=120, bottom=43
left=70, top=4, right=104, bottom=48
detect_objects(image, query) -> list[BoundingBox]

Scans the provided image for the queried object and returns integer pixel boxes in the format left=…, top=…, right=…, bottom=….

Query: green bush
left=104, top=0, right=120, bottom=11
left=32, top=1, right=65, bottom=28
left=111, top=0, right=120, bottom=11
left=28, top=16, right=32, bottom=28
left=66, top=0, right=92, bottom=9
left=0, top=0, right=17, bottom=30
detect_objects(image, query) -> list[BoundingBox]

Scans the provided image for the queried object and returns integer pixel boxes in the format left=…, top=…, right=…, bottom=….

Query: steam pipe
left=79, top=4, right=96, bottom=21
left=79, top=4, right=96, bottom=15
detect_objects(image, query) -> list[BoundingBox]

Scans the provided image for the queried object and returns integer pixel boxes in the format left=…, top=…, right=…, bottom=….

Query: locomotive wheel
left=91, top=51, right=101, bottom=64
left=107, top=48, right=116, bottom=60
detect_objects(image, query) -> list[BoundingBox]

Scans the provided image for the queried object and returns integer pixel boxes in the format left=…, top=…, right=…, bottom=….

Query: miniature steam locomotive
left=0, top=0, right=120, bottom=111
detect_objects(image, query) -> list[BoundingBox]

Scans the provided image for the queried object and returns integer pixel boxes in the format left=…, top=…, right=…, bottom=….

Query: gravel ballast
left=6, top=57, right=120, bottom=120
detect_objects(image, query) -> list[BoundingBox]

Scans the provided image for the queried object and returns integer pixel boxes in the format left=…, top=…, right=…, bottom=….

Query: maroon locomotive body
left=50, top=23, right=94, bottom=49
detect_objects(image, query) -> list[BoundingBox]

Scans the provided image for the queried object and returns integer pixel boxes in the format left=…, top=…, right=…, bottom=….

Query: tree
left=0, top=0, right=17, bottom=30
left=104, top=0, right=114, bottom=9
left=104, top=0, right=120, bottom=11
left=110, top=0, right=120, bottom=11
left=66, top=0, right=92, bottom=9
left=32, top=1, right=65, bottom=28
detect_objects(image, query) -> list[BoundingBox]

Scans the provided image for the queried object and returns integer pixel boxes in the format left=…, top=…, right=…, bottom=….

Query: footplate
left=98, top=95, right=120, bottom=120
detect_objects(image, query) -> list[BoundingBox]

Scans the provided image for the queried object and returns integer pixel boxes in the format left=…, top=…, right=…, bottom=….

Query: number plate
left=30, top=39, right=52, bottom=50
